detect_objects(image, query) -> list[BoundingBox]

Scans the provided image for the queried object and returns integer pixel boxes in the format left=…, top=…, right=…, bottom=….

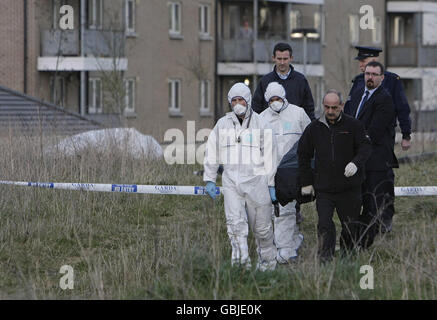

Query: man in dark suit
left=344, top=61, right=398, bottom=249
left=345, top=46, right=412, bottom=233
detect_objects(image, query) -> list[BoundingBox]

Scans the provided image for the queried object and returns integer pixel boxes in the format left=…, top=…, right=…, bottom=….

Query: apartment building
left=386, top=0, right=437, bottom=132
left=323, top=0, right=386, bottom=95
left=217, top=0, right=325, bottom=117
left=0, top=0, right=215, bottom=142
left=2, top=0, right=436, bottom=140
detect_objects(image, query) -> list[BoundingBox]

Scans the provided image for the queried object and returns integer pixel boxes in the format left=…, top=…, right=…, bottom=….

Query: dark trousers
left=359, top=170, right=393, bottom=248
left=382, top=168, right=395, bottom=223
left=382, top=132, right=397, bottom=223
left=315, top=188, right=362, bottom=261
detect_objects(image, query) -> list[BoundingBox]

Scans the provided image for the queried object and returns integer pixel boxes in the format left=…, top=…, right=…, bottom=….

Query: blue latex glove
left=205, top=181, right=217, bottom=200
left=269, top=186, right=277, bottom=203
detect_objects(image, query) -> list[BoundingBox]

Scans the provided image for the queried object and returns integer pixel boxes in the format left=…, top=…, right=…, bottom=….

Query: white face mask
left=270, top=100, right=284, bottom=112
left=233, top=103, right=247, bottom=117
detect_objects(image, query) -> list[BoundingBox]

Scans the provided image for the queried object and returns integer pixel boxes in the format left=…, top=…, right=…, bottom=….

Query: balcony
left=41, top=29, right=125, bottom=57
left=387, top=45, right=417, bottom=66
left=218, top=39, right=321, bottom=64
left=39, top=29, right=127, bottom=72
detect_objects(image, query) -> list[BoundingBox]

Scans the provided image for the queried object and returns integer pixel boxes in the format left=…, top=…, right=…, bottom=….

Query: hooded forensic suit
left=203, top=83, right=278, bottom=271
left=260, top=82, right=311, bottom=263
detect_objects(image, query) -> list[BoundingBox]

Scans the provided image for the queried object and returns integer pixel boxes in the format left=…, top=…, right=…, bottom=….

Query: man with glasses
left=345, top=46, right=411, bottom=233
left=298, top=90, right=371, bottom=262
left=344, top=61, right=397, bottom=249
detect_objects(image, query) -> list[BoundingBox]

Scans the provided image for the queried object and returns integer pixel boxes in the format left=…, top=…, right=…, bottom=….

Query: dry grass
left=0, top=133, right=436, bottom=299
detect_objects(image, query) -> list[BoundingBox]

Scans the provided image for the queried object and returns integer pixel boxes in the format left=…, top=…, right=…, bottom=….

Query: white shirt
left=356, top=84, right=380, bottom=117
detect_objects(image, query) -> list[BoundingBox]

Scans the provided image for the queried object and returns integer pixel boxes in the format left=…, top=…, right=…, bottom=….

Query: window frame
left=125, top=0, right=136, bottom=35
left=168, top=78, right=182, bottom=116
left=124, top=78, right=136, bottom=115
left=88, top=0, right=103, bottom=30
left=88, top=77, right=103, bottom=114
left=372, top=16, right=382, bottom=44
left=199, top=4, right=210, bottom=38
left=199, top=79, right=212, bottom=116
left=349, top=14, right=359, bottom=45
left=169, top=2, right=182, bottom=38
left=393, top=16, right=405, bottom=45
left=289, top=10, right=302, bottom=33
left=50, top=75, right=65, bottom=107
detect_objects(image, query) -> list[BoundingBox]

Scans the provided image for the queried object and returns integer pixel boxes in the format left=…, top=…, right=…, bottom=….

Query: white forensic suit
left=203, top=83, right=278, bottom=271
left=260, top=82, right=311, bottom=263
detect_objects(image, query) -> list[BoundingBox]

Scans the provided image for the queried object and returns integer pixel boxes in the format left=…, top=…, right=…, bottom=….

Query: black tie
left=356, top=90, right=369, bottom=118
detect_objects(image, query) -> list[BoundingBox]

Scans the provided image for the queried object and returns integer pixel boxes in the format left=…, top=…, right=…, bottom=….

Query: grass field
left=0, top=134, right=436, bottom=300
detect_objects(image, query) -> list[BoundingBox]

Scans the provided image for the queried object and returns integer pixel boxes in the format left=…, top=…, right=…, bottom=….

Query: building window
left=88, top=0, right=103, bottom=29
left=314, top=11, right=325, bottom=44
left=200, top=80, right=211, bottom=115
left=372, top=16, right=382, bottom=44
left=168, top=79, right=181, bottom=114
left=124, top=78, right=136, bottom=114
left=349, top=14, right=359, bottom=45
left=169, top=2, right=182, bottom=37
left=88, top=78, right=102, bottom=114
left=289, top=10, right=302, bottom=33
left=393, top=16, right=405, bottom=45
left=125, top=0, right=136, bottom=35
left=199, top=4, right=210, bottom=37
left=50, top=76, right=65, bottom=107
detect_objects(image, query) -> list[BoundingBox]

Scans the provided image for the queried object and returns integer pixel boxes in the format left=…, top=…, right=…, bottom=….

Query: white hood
left=264, top=82, right=288, bottom=104
left=227, top=82, right=252, bottom=109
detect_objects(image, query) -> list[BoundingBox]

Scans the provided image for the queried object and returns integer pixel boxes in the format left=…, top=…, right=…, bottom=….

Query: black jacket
left=252, top=65, right=315, bottom=121
left=345, top=71, right=411, bottom=139
left=344, top=85, right=399, bottom=171
left=298, top=113, right=372, bottom=193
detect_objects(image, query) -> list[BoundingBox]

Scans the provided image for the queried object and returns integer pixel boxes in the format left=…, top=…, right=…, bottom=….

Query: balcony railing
left=387, top=45, right=417, bottom=67
left=41, top=29, right=125, bottom=57
left=218, top=39, right=321, bottom=64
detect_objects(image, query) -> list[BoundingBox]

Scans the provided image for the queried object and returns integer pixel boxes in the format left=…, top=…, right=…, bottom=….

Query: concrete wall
left=323, top=0, right=386, bottom=100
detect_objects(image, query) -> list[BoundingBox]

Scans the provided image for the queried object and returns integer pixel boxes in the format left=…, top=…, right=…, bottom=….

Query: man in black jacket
left=298, top=90, right=372, bottom=262
left=252, top=43, right=315, bottom=121
left=345, top=46, right=412, bottom=233
left=344, top=61, right=398, bottom=249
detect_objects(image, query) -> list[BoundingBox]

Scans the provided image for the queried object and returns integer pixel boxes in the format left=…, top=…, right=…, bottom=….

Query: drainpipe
left=214, top=0, right=219, bottom=122
left=23, top=0, right=28, bottom=94
left=80, top=0, right=86, bottom=115
left=252, top=0, right=258, bottom=92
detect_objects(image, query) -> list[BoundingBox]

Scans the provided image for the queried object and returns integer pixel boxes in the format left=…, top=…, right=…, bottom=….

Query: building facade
left=1, top=0, right=437, bottom=141
left=217, top=0, right=325, bottom=118
left=0, top=0, right=216, bottom=142
left=386, top=0, right=437, bottom=132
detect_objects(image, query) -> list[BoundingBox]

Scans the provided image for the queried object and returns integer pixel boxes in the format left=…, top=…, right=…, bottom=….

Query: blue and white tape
left=0, top=180, right=436, bottom=197
left=0, top=180, right=222, bottom=196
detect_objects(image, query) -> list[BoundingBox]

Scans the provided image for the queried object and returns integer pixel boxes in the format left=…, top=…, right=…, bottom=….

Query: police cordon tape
left=0, top=180, right=221, bottom=196
left=0, top=180, right=436, bottom=197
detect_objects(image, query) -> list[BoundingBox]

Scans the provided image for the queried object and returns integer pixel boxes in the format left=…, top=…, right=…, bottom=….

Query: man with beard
left=344, top=61, right=397, bottom=249
left=345, top=46, right=411, bottom=233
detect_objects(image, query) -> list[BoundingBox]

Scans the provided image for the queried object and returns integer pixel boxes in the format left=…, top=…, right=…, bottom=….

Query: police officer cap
left=354, top=46, right=383, bottom=60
